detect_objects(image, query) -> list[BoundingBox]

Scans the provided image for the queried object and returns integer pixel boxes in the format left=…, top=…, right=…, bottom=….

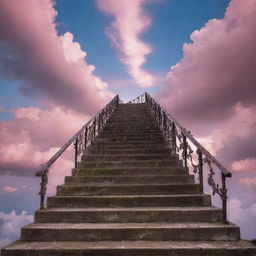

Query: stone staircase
left=2, top=103, right=256, bottom=255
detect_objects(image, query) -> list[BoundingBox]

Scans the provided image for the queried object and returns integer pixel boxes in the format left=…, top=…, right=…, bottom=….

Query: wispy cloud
left=96, top=0, right=156, bottom=87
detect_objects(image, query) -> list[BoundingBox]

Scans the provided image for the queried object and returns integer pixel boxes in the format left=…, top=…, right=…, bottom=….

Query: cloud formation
left=0, top=210, right=33, bottom=247
left=158, top=0, right=256, bottom=123
left=97, top=0, right=155, bottom=87
left=0, top=0, right=113, bottom=115
left=0, top=106, right=87, bottom=176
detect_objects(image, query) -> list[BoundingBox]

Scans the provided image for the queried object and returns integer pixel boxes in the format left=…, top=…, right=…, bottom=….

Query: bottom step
left=2, top=240, right=256, bottom=256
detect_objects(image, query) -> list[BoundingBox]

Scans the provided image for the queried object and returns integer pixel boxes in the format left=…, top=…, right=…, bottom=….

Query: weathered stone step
left=103, top=127, right=160, bottom=132
left=56, top=183, right=201, bottom=196
left=91, top=144, right=170, bottom=151
left=21, top=222, right=240, bottom=242
left=3, top=240, right=255, bottom=256
left=94, top=140, right=167, bottom=147
left=99, top=131, right=163, bottom=137
left=82, top=154, right=174, bottom=162
left=64, top=174, right=194, bottom=185
left=80, top=159, right=177, bottom=168
left=96, top=137, right=164, bottom=144
left=47, top=194, right=211, bottom=208
left=86, top=148, right=172, bottom=155
left=72, top=166, right=187, bottom=176
left=97, top=134, right=164, bottom=141
left=35, top=207, right=223, bottom=223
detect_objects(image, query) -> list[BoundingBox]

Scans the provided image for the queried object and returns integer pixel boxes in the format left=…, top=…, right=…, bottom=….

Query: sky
left=0, top=0, right=256, bottom=246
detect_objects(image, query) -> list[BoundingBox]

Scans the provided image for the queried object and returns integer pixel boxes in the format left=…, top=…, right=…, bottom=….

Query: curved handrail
left=146, top=93, right=231, bottom=177
left=36, top=94, right=119, bottom=209
left=129, top=92, right=231, bottom=223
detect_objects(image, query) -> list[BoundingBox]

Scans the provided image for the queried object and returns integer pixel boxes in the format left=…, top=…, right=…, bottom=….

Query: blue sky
left=0, top=0, right=231, bottom=119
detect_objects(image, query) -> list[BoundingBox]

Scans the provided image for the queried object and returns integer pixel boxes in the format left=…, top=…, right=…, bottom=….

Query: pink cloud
left=2, top=186, right=18, bottom=193
left=0, top=0, right=113, bottom=115
left=0, top=106, right=88, bottom=175
left=158, top=0, right=256, bottom=124
left=96, top=0, right=155, bottom=87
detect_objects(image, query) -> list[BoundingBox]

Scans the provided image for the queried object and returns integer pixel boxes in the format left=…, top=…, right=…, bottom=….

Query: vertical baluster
left=84, top=127, right=88, bottom=150
left=222, top=173, right=228, bottom=223
left=74, top=137, right=78, bottom=168
left=171, top=123, right=177, bottom=154
left=182, top=133, right=188, bottom=169
left=39, top=172, right=47, bottom=210
left=158, top=105, right=162, bottom=126
left=197, top=149, right=204, bottom=193
left=93, top=119, right=96, bottom=142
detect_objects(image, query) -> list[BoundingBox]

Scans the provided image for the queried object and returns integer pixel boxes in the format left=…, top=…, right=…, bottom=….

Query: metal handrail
left=36, top=94, right=119, bottom=209
left=129, top=92, right=231, bottom=223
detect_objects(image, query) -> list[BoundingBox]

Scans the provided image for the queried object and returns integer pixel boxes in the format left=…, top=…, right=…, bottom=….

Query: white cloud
left=0, top=210, right=33, bottom=247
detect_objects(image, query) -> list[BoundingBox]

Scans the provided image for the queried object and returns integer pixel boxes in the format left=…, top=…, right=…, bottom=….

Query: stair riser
left=94, top=140, right=166, bottom=146
left=35, top=210, right=223, bottom=223
left=82, top=155, right=173, bottom=162
left=90, top=144, right=170, bottom=150
left=80, top=160, right=177, bottom=168
left=47, top=195, right=211, bottom=208
left=64, top=175, right=194, bottom=185
left=21, top=227, right=240, bottom=242
left=56, top=184, right=200, bottom=196
left=96, top=136, right=164, bottom=142
left=87, top=149, right=172, bottom=155
left=72, top=167, right=187, bottom=176
left=3, top=248, right=255, bottom=256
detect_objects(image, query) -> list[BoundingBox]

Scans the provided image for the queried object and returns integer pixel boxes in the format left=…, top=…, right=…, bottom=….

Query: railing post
left=222, top=173, right=228, bottom=223
left=84, top=127, right=88, bottom=149
left=39, top=173, right=47, bottom=210
left=74, top=138, right=78, bottom=168
left=171, top=123, right=177, bottom=154
left=197, top=150, right=204, bottom=193
left=182, top=133, right=188, bottom=169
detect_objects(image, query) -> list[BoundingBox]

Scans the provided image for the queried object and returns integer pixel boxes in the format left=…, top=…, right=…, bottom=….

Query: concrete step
left=35, top=207, right=223, bottom=223
left=64, top=174, right=194, bottom=185
left=90, top=144, right=170, bottom=150
left=103, top=127, right=160, bottom=132
left=94, top=139, right=166, bottom=146
left=3, top=240, right=255, bottom=256
left=96, top=135, right=164, bottom=142
left=72, top=166, right=188, bottom=176
left=86, top=148, right=172, bottom=155
left=21, top=222, right=240, bottom=242
left=56, top=183, right=201, bottom=196
left=80, top=159, right=177, bottom=168
left=82, top=154, right=174, bottom=162
left=47, top=194, right=211, bottom=208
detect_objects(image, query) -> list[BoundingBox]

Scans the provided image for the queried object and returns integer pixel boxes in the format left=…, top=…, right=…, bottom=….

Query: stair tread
left=41, top=207, right=220, bottom=211
left=4, top=240, right=255, bottom=250
left=24, top=222, right=238, bottom=229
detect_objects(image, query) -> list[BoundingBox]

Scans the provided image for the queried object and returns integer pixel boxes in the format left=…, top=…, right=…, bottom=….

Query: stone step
left=56, top=183, right=200, bottom=196
left=90, top=144, right=170, bottom=151
left=3, top=240, right=255, bottom=256
left=21, top=222, right=240, bottom=242
left=64, top=174, right=194, bottom=185
left=35, top=207, right=223, bottom=223
left=97, top=135, right=164, bottom=141
left=80, top=159, right=177, bottom=168
left=86, top=148, right=172, bottom=155
left=82, top=154, right=174, bottom=162
left=47, top=194, right=211, bottom=208
left=72, top=166, right=187, bottom=176
left=99, top=131, right=163, bottom=137
left=103, top=127, right=160, bottom=132
left=93, top=141, right=167, bottom=147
